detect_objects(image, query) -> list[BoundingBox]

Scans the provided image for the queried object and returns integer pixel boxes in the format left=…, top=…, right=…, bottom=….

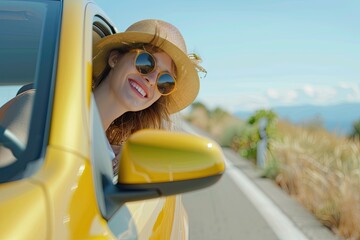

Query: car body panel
left=0, top=180, right=48, bottom=239
left=31, top=146, right=114, bottom=239
left=49, top=0, right=91, bottom=158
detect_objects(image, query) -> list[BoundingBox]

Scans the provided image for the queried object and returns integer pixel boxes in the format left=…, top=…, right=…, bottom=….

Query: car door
left=86, top=3, right=188, bottom=239
left=0, top=1, right=224, bottom=239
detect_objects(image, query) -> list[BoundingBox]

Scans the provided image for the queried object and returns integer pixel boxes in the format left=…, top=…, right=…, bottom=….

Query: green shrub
left=262, top=156, right=281, bottom=179
left=350, top=119, right=360, bottom=139
left=244, top=109, right=278, bottom=162
left=219, top=123, right=245, bottom=147
left=237, top=125, right=259, bottom=161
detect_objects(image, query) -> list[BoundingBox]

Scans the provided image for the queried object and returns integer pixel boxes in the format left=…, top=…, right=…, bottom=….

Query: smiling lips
left=129, top=79, right=148, bottom=98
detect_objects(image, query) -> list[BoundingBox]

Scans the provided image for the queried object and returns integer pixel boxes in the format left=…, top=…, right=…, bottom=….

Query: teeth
left=130, top=81, right=146, bottom=97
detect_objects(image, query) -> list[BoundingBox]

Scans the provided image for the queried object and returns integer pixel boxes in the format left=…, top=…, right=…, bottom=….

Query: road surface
left=183, top=172, right=279, bottom=240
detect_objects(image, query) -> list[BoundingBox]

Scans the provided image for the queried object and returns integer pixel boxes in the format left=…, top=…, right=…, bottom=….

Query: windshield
left=0, top=0, right=61, bottom=182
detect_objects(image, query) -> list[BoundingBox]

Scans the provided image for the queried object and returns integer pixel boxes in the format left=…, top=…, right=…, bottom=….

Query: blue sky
left=95, top=0, right=360, bottom=112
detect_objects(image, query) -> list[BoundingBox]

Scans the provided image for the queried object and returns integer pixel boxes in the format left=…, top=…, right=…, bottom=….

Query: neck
left=93, top=79, right=126, bottom=131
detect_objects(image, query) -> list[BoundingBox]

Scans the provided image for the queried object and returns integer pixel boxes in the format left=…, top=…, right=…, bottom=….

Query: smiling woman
left=92, top=19, right=205, bottom=148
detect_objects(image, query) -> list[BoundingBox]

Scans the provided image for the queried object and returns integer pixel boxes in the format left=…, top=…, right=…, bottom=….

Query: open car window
left=0, top=0, right=61, bottom=183
left=89, top=11, right=120, bottom=217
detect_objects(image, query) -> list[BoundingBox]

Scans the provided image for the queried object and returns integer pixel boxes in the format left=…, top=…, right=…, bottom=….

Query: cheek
left=152, top=91, right=162, bottom=104
left=109, top=56, right=134, bottom=85
left=108, top=68, right=127, bottom=88
left=142, top=93, right=161, bottom=110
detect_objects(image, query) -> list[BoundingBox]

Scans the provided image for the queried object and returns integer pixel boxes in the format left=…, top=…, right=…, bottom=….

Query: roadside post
left=257, top=117, right=268, bottom=168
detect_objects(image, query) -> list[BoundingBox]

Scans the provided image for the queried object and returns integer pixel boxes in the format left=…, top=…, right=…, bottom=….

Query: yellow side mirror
left=106, top=129, right=225, bottom=206
left=119, top=129, right=225, bottom=184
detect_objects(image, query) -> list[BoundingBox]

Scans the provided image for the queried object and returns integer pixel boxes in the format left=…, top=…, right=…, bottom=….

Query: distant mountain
left=234, top=103, right=360, bottom=135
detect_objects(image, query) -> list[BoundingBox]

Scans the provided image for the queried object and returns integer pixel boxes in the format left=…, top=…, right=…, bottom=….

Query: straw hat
left=93, top=19, right=202, bottom=114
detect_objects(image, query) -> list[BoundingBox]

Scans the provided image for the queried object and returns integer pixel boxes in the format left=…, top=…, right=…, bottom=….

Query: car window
left=89, top=11, right=119, bottom=215
left=0, top=0, right=61, bottom=182
left=89, top=13, right=137, bottom=235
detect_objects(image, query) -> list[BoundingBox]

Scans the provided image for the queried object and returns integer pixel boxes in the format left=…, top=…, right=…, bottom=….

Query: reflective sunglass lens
left=135, top=52, right=155, bottom=74
left=157, top=73, right=175, bottom=95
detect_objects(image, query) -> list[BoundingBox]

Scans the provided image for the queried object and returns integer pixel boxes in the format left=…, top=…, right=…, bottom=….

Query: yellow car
left=0, top=0, right=225, bottom=239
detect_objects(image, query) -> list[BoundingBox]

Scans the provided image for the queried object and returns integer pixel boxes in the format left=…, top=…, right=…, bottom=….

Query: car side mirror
left=105, top=129, right=225, bottom=210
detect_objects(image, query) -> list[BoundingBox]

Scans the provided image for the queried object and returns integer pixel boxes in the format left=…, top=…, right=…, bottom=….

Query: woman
left=92, top=19, right=205, bottom=171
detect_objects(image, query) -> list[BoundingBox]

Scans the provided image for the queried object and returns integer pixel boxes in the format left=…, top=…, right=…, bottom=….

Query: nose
left=144, top=70, right=158, bottom=86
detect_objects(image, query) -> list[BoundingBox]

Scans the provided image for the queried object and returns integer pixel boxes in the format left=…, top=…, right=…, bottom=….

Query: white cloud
left=196, top=82, right=360, bottom=113
left=266, top=88, right=298, bottom=104
left=338, top=82, right=352, bottom=89
left=338, top=82, right=360, bottom=102
left=198, top=93, right=270, bottom=112
left=285, top=90, right=298, bottom=103
left=266, top=88, right=280, bottom=99
left=311, top=86, right=337, bottom=104
left=346, top=87, right=360, bottom=101
left=303, top=85, right=315, bottom=97
left=299, top=84, right=338, bottom=104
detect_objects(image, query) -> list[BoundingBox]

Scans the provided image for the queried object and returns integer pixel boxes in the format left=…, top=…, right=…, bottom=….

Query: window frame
left=0, top=0, right=62, bottom=182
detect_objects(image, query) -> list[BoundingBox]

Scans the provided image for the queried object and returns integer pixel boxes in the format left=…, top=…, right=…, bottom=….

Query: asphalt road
left=182, top=172, right=279, bottom=240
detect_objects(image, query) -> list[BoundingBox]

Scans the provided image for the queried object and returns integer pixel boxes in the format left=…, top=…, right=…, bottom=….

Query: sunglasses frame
left=132, top=49, right=177, bottom=96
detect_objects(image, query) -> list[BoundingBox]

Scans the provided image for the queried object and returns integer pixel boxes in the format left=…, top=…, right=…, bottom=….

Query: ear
left=108, top=50, right=120, bottom=68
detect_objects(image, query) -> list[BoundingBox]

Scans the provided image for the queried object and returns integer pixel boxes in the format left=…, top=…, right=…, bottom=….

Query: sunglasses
left=133, top=50, right=176, bottom=96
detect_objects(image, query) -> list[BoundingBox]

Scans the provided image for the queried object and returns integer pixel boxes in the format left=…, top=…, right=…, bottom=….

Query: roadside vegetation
left=185, top=102, right=360, bottom=240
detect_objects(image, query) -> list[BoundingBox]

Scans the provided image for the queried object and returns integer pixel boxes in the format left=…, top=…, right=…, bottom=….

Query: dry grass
left=185, top=106, right=244, bottom=142
left=273, top=121, right=360, bottom=239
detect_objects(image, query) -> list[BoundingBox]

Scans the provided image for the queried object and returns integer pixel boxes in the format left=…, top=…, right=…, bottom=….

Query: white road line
left=181, top=121, right=309, bottom=240
left=225, top=159, right=309, bottom=240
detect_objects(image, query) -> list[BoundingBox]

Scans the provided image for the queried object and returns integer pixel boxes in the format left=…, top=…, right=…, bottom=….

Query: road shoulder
left=223, top=148, right=341, bottom=240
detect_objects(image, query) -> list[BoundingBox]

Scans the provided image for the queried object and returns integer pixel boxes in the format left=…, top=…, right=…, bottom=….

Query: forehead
left=153, top=51, right=172, bottom=65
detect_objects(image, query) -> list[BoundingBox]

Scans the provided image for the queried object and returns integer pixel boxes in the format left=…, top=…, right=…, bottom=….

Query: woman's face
left=106, top=49, right=174, bottom=112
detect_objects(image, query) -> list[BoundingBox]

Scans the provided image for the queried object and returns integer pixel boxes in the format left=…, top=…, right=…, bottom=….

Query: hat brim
left=93, top=32, right=199, bottom=114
